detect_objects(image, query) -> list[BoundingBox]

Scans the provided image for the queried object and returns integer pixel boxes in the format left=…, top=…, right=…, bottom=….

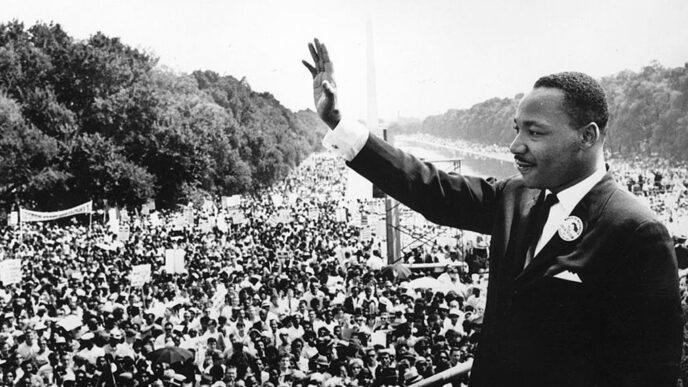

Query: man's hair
left=534, top=72, right=609, bottom=133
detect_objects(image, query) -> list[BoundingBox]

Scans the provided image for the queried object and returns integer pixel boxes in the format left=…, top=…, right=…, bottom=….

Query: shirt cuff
left=322, top=117, right=369, bottom=162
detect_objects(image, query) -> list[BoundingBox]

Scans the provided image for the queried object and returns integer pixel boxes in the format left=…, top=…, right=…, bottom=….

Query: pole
left=408, top=359, right=473, bottom=387
left=383, top=129, right=401, bottom=264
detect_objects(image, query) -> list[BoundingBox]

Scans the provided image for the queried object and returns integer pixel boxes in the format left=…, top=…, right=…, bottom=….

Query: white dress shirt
left=534, top=167, right=606, bottom=256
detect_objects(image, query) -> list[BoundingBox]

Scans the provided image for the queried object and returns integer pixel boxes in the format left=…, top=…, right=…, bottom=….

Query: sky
left=4, top=0, right=688, bottom=122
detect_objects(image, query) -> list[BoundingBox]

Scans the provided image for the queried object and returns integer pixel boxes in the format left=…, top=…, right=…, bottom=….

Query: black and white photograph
left=1, top=1, right=688, bottom=386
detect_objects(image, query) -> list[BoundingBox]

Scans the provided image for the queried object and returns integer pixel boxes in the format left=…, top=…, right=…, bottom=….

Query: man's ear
left=579, top=122, right=600, bottom=149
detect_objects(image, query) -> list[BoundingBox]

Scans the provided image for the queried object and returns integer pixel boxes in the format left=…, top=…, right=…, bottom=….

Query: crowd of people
left=418, top=134, right=688, bottom=240
left=0, top=153, right=489, bottom=387
left=1, top=141, right=687, bottom=387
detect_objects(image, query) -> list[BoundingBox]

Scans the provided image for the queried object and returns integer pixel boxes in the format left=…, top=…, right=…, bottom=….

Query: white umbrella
left=408, top=276, right=443, bottom=289
left=56, top=315, right=82, bottom=331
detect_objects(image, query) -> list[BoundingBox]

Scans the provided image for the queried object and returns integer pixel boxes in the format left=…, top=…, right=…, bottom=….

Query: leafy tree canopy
left=0, top=21, right=328, bottom=211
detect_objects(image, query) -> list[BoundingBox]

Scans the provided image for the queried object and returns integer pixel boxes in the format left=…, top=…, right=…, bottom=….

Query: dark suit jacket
left=347, top=135, right=682, bottom=387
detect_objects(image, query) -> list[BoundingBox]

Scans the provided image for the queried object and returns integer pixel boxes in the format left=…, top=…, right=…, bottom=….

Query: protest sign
left=371, top=331, right=388, bottom=347
left=118, top=225, right=130, bottom=242
left=349, top=210, right=362, bottom=228
left=202, top=199, right=216, bottom=214
left=271, top=194, right=283, bottom=207
left=8, top=212, right=18, bottom=227
left=230, top=211, right=246, bottom=225
left=199, top=220, right=212, bottom=234
left=221, top=195, right=241, bottom=208
left=0, top=259, right=22, bottom=285
left=216, top=216, right=229, bottom=233
left=146, top=199, right=156, bottom=211
left=335, top=208, right=347, bottom=223
left=150, top=212, right=162, bottom=227
left=130, top=264, right=152, bottom=287
left=376, top=219, right=387, bottom=240
left=165, top=249, right=186, bottom=274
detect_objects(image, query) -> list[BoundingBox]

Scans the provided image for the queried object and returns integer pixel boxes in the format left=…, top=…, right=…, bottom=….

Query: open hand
left=302, top=38, right=341, bottom=129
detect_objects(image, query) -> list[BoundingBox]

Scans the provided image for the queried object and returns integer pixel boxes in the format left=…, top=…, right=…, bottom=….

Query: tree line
left=390, top=61, right=688, bottom=162
left=0, top=21, right=328, bottom=211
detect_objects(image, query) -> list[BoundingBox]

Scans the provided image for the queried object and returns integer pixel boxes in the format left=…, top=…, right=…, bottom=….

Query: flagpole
left=18, top=206, right=23, bottom=243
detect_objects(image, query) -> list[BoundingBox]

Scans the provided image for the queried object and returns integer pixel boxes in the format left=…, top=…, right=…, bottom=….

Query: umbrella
left=440, top=281, right=469, bottom=298
left=147, top=346, right=193, bottom=365
left=56, top=315, right=83, bottom=331
left=381, top=263, right=412, bottom=281
left=408, top=276, right=443, bottom=289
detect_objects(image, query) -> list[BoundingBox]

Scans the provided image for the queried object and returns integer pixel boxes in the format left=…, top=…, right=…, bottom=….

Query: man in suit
left=302, top=39, right=682, bottom=386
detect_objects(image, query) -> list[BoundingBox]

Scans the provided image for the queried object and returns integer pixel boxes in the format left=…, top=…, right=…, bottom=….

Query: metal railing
left=408, top=359, right=474, bottom=387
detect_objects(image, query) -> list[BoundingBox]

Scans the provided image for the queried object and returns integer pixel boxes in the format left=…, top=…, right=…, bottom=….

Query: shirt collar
left=547, top=167, right=606, bottom=214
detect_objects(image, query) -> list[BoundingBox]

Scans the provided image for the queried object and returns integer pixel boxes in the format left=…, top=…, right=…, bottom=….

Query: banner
left=20, top=201, right=92, bottom=223
left=0, top=259, right=22, bottom=285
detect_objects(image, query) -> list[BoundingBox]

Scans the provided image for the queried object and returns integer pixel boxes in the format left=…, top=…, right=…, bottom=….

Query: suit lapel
left=514, top=172, right=617, bottom=284
left=503, top=189, right=542, bottom=281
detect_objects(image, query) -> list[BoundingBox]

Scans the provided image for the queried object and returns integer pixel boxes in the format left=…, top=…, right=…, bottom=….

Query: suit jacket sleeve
left=599, top=218, right=682, bottom=386
left=347, top=134, right=503, bottom=235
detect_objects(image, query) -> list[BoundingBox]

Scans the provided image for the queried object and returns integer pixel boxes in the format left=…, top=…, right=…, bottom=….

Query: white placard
left=360, top=228, right=372, bottom=242
left=118, top=225, right=130, bottom=242
left=335, top=208, right=347, bottom=223
left=130, top=264, right=151, bottom=287
left=0, top=259, right=22, bottom=285
left=217, top=216, right=228, bottom=233
left=222, top=195, right=241, bottom=208
left=165, top=249, right=186, bottom=274
left=150, top=212, right=162, bottom=227
left=8, top=212, right=18, bottom=227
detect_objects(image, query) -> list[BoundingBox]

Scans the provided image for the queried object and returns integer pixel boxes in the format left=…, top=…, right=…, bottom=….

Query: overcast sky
left=4, top=0, right=688, bottom=121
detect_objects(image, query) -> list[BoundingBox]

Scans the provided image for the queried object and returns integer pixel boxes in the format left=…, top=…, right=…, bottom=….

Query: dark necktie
left=523, top=193, right=559, bottom=268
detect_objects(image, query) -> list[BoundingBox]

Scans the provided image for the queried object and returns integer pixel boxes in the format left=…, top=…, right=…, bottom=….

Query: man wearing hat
left=77, top=332, right=104, bottom=365
left=403, top=367, right=423, bottom=386
left=441, top=308, right=466, bottom=337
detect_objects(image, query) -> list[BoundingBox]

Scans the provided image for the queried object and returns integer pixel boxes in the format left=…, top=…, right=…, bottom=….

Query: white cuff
left=322, top=117, right=370, bottom=162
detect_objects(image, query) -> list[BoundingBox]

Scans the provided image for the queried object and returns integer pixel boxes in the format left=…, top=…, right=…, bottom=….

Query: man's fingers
left=320, top=42, right=331, bottom=65
left=302, top=60, right=316, bottom=78
left=308, top=42, right=319, bottom=69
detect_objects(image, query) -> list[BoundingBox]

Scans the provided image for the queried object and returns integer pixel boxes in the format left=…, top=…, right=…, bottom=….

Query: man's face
left=450, top=350, right=461, bottom=366
left=225, top=368, right=237, bottom=382
left=511, top=87, right=585, bottom=193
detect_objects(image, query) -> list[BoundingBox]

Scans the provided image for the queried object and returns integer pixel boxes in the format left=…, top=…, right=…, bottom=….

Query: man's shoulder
left=599, top=180, right=662, bottom=225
